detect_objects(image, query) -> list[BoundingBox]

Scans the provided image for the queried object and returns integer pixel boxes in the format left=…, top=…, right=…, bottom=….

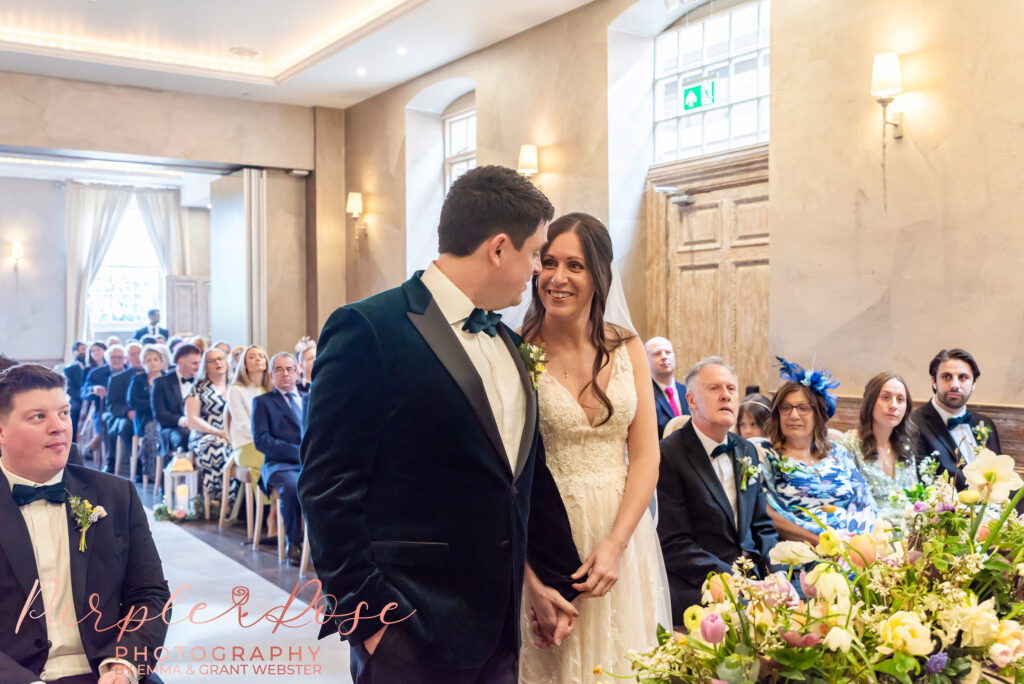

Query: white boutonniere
left=737, top=455, right=760, bottom=491
left=518, top=342, right=548, bottom=391
left=67, top=494, right=106, bottom=552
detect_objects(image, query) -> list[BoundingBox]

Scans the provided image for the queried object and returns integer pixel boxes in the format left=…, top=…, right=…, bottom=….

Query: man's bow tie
left=181, top=376, right=195, bottom=385
left=710, top=440, right=737, bottom=459
left=463, top=308, right=502, bottom=337
left=12, top=483, right=67, bottom=506
left=947, top=413, right=972, bottom=429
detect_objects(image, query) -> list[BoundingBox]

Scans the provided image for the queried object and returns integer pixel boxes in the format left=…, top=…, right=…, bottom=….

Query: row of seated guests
left=653, top=347, right=1012, bottom=624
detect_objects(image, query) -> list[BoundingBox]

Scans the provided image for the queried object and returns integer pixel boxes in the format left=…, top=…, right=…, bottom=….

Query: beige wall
left=265, top=170, right=308, bottom=356
left=770, top=0, right=1024, bottom=405
left=345, top=0, right=636, bottom=304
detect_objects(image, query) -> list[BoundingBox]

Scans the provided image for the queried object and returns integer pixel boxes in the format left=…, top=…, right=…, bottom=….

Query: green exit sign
left=683, top=81, right=715, bottom=111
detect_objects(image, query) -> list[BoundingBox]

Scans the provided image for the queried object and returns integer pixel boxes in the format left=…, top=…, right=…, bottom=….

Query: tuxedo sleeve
left=151, top=379, right=178, bottom=428
left=252, top=398, right=300, bottom=463
left=0, top=651, right=38, bottom=684
left=297, top=307, right=415, bottom=646
left=526, top=437, right=582, bottom=603
left=107, top=375, right=130, bottom=419
left=656, top=443, right=732, bottom=587
left=92, top=479, right=170, bottom=676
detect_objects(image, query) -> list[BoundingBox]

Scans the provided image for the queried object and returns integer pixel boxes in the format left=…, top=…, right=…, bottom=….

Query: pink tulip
left=701, top=613, right=727, bottom=644
left=780, top=630, right=822, bottom=648
left=848, top=534, right=876, bottom=568
left=799, top=570, right=819, bottom=599
left=761, top=574, right=800, bottom=608
left=978, top=521, right=993, bottom=542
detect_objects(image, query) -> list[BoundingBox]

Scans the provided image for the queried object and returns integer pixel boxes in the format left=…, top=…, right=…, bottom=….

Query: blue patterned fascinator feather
left=776, top=356, right=840, bottom=418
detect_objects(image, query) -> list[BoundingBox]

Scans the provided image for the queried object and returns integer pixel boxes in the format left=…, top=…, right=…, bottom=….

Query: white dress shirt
left=421, top=263, right=526, bottom=473
left=692, top=423, right=739, bottom=526
left=655, top=379, right=683, bottom=416
left=932, top=396, right=977, bottom=463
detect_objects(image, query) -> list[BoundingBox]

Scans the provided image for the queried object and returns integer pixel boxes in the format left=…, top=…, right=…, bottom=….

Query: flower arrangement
left=518, top=342, right=548, bottom=391
left=153, top=493, right=204, bottom=523
left=623, top=447, right=1024, bottom=684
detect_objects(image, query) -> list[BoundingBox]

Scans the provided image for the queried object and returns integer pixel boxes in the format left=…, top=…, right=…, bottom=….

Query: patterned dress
left=756, top=438, right=878, bottom=535
left=836, top=430, right=919, bottom=523
left=188, top=379, right=238, bottom=506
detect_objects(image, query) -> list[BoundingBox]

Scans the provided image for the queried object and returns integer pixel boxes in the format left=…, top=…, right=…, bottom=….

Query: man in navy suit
left=252, top=352, right=305, bottom=566
left=133, top=309, right=169, bottom=341
left=646, top=336, right=689, bottom=437
left=63, top=343, right=87, bottom=443
left=299, top=166, right=583, bottom=684
left=150, top=344, right=202, bottom=455
left=0, top=363, right=170, bottom=683
left=657, top=357, right=779, bottom=624
left=103, top=346, right=142, bottom=475
left=82, top=346, right=127, bottom=451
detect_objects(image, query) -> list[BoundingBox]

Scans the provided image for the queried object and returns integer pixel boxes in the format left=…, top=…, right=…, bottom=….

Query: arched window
left=87, top=195, right=164, bottom=331
left=653, top=0, right=769, bottom=163
left=443, top=97, right=476, bottom=192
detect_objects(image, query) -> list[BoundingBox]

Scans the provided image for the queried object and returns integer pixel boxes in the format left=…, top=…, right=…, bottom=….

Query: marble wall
left=770, top=0, right=1024, bottom=405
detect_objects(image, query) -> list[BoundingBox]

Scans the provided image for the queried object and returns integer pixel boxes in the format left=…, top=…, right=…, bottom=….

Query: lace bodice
left=538, top=344, right=634, bottom=488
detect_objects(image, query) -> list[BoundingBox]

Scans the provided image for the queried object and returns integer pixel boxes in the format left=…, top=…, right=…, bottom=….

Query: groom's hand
left=364, top=625, right=387, bottom=655
left=527, top=584, right=578, bottom=648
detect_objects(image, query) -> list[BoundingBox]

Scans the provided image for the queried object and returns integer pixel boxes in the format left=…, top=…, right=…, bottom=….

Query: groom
left=299, top=165, right=583, bottom=683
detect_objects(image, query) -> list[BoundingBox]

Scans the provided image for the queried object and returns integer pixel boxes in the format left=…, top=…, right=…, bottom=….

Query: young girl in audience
left=736, top=393, right=770, bottom=440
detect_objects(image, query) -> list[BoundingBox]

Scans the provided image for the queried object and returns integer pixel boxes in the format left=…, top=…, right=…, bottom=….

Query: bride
left=516, top=212, right=671, bottom=681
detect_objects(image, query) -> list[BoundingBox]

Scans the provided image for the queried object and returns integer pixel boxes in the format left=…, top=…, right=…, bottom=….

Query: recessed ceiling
left=0, top=0, right=594, bottom=108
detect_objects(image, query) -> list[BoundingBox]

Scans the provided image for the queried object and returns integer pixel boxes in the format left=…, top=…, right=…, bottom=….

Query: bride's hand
left=571, top=536, right=625, bottom=598
left=526, top=578, right=578, bottom=648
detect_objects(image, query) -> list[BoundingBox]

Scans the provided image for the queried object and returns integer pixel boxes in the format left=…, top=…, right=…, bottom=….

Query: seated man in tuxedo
left=645, top=336, right=689, bottom=438
left=252, top=353, right=305, bottom=566
left=133, top=309, right=169, bottom=341
left=911, top=348, right=1003, bottom=488
left=103, top=346, right=143, bottom=475
left=657, top=357, right=779, bottom=625
left=0, top=363, right=170, bottom=683
left=63, top=342, right=87, bottom=443
left=82, top=346, right=126, bottom=448
left=150, top=344, right=202, bottom=455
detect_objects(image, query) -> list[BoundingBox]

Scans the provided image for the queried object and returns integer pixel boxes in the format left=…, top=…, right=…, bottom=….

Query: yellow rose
left=815, top=529, right=843, bottom=557
left=958, top=490, right=981, bottom=505
left=683, top=605, right=705, bottom=634
left=880, top=611, right=933, bottom=656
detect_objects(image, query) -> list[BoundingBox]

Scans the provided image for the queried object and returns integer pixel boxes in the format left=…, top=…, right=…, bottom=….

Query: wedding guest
left=133, top=308, right=168, bottom=340
left=658, top=357, right=780, bottom=620
left=129, top=345, right=170, bottom=484
left=0, top=363, right=170, bottom=683
left=252, top=352, right=305, bottom=565
left=295, top=336, right=316, bottom=391
left=151, top=343, right=202, bottom=455
left=102, top=347, right=140, bottom=474
left=645, top=336, right=689, bottom=438
left=166, top=336, right=184, bottom=356
left=188, top=337, right=207, bottom=354
left=757, top=360, right=877, bottom=543
left=911, top=348, right=1002, bottom=489
left=836, top=373, right=919, bottom=522
left=125, top=340, right=144, bottom=372
left=736, top=393, right=771, bottom=440
left=213, top=341, right=232, bottom=356
left=186, top=348, right=236, bottom=510
left=139, top=334, right=158, bottom=346
left=228, top=345, right=245, bottom=377
left=62, top=342, right=87, bottom=442
left=227, top=345, right=272, bottom=486
left=82, top=343, right=117, bottom=449
left=154, top=335, right=166, bottom=345
left=105, top=336, right=123, bottom=348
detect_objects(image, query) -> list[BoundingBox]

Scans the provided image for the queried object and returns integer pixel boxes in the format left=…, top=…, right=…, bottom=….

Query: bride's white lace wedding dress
left=519, top=344, right=672, bottom=682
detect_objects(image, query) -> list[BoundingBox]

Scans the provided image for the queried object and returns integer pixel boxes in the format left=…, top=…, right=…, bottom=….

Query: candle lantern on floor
left=163, top=456, right=197, bottom=515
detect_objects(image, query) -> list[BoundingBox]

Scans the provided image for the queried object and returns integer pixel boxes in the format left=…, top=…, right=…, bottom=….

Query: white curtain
left=64, top=182, right=133, bottom=360
left=135, top=187, right=185, bottom=277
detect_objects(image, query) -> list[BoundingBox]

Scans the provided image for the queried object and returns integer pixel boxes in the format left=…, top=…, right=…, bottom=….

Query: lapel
left=0, top=471, right=42, bottom=601
left=923, top=402, right=960, bottom=465
left=404, top=276, right=510, bottom=476
left=652, top=380, right=670, bottom=420
left=497, top=324, right=536, bottom=482
left=731, top=443, right=746, bottom=531
left=681, top=422, right=737, bottom=532
left=271, top=390, right=301, bottom=428
left=63, top=467, right=95, bottom=620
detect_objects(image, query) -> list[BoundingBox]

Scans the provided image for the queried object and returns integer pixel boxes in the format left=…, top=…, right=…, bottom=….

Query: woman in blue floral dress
left=756, top=362, right=877, bottom=543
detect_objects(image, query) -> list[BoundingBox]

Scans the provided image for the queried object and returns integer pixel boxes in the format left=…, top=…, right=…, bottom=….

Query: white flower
left=879, top=611, right=933, bottom=656
left=806, top=565, right=850, bottom=603
left=959, top=597, right=1000, bottom=647
left=824, top=626, right=853, bottom=652
left=963, top=450, right=1023, bottom=503
left=768, top=541, right=819, bottom=566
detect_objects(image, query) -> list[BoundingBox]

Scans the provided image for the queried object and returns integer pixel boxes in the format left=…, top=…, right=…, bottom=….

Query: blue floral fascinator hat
left=776, top=356, right=840, bottom=419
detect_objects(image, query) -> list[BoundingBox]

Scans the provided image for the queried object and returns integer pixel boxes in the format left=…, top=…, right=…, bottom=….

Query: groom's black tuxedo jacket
left=0, top=464, right=170, bottom=683
left=657, top=421, right=779, bottom=624
left=298, top=273, right=582, bottom=670
left=911, top=401, right=1002, bottom=490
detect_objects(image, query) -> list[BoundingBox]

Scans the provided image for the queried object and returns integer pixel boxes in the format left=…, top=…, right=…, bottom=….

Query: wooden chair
left=299, top=524, right=312, bottom=576
left=128, top=436, right=140, bottom=484
left=220, top=462, right=258, bottom=539
left=252, top=487, right=280, bottom=552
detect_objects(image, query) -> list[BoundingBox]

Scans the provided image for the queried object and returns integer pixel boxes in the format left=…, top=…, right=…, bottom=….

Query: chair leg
left=244, top=483, right=254, bottom=541
left=130, top=436, right=139, bottom=484
left=252, top=487, right=264, bottom=551
left=114, top=438, right=123, bottom=476
left=204, top=494, right=211, bottom=521
left=300, top=523, right=312, bottom=575
left=219, top=462, right=233, bottom=528
left=276, top=495, right=286, bottom=562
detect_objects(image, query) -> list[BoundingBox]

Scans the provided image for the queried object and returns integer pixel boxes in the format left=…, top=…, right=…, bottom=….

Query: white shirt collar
left=0, top=459, right=64, bottom=490
left=277, top=387, right=298, bottom=400
left=692, top=422, right=729, bottom=459
left=931, top=396, right=966, bottom=423
left=420, top=262, right=476, bottom=326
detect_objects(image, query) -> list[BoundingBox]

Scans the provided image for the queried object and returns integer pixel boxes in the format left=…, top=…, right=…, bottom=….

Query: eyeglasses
left=273, top=366, right=298, bottom=375
left=779, top=403, right=814, bottom=416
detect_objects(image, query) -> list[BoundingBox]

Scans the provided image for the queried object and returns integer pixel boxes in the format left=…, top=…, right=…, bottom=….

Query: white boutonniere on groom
left=737, top=455, right=760, bottom=491
left=67, top=494, right=106, bottom=552
left=518, top=342, right=548, bottom=391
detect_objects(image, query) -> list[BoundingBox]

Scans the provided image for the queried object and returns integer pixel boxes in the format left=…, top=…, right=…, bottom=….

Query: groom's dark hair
left=438, top=165, right=554, bottom=256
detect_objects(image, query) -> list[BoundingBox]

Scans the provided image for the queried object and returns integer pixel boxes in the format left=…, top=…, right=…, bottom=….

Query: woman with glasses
left=756, top=363, right=877, bottom=544
left=186, top=347, right=238, bottom=510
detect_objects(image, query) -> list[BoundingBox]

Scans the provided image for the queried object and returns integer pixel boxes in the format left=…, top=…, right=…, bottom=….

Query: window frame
left=443, top=107, right=477, bottom=193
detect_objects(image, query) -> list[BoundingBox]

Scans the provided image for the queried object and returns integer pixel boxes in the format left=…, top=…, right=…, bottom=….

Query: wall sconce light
left=517, top=144, right=539, bottom=178
left=871, top=52, right=904, bottom=139
left=346, top=192, right=363, bottom=218
left=10, top=241, right=24, bottom=264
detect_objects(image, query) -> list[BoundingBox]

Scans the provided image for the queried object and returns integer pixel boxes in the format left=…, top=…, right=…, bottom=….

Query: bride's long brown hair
left=521, top=212, right=631, bottom=426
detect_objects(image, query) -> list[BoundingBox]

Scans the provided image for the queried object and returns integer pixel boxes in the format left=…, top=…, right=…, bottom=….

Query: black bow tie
left=710, top=440, right=737, bottom=459
left=947, top=413, right=972, bottom=429
left=181, top=376, right=195, bottom=385
left=463, top=308, right=502, bottom=337
left=12, top=483, right=67, bottom=506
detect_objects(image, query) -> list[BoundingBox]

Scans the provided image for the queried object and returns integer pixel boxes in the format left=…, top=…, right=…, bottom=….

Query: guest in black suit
left=129, top=345, right=170, bottom=483
left=657, top=357, right=779, bottom=624
left=101, top=346, right=138, bottom=474
left=299, top=166, right=581, bottom=684
left=252, top=352, right=305, bottom=566
left=62, top=342, right=87, bottom=442
left=0, top=363, right=170, bottom=683
left=645, top=336, right=689, bottom=437
left=133, top=308, right=169, bottom=341
left=295, top=336, right=317, bottom=392
left=78, top=342, right=108, bottom=439
left=150, top=343, right=202, bottom=455
left=911, top=348, right=1003, bottom=490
